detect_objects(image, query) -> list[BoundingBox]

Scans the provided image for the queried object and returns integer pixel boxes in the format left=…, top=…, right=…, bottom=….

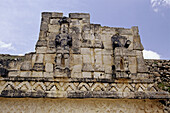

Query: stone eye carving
left=111, top=34, right=131, bottom=49
left=111, top=34, right=131, bottom=78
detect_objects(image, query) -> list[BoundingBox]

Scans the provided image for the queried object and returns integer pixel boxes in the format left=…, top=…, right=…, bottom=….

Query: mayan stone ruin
left=0, top=12, right=169, bottom=113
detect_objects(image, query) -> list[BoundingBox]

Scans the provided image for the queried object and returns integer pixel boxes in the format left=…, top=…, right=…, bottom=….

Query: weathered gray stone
left=32, top=71, right=43, bottom=77
left=81, top=48, right=91, bottom=54
left=73, top=55, right=82, bottom=65
left=48, top=25, right=60, bottom=33
left=36, top=47, right=47, bottom=53
left=20, top=71, right=31, bottom=77
left=94, top=64, right=104, bottom=72
left=82, top=63, right=94, bottom=72
left=82, top=72, right=92, bottom=78
left=33, top=63, right=45, bottom=71
left=133, top=36, right=144, bottom=50
left=44, top=72, right=53, bottom=77
left=94, top=72, right=105, bottom=78
left=129, top=57, right=137, bottom=73
left=20, top=61, right=32, bottom=71
left=36, top=40, right=47, bottom=47
left=137, top=55, right=148, bottom=73
left=45, top=63, right=53, bottom=72
left=52, top=12, right=63, bottom=18
left=8, top=71, right=19, bottom=77
left=83, top=55, right=91, bottom=63
left=42, top=12, right=52, bottom=23
left=69, top=13, right=90, bottom=19
left=40, top=22, right=48, bottom=31
left=45, top=54, right=56, bottom=63
left=72, top=65, right=82, bottom=73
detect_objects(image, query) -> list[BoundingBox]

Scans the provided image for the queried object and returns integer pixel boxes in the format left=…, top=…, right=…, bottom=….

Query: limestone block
left=36, top=40, right=47, bottom=47
left=104, top=65, right=112, bottom=74
left=131, top=26, right=139, bottom=36
left=72, top=65, right=82, bottom=73
left=50, top=19, right=60, bottom=25
left=129, top=57, right=137, bottom=73
left=40, top=22, right=48, bottom=31
left=114, top=48, right=122, bottom=56
left=69, top=13, right=90, bottom=19
left=103, top=41, right=112, bottom=49
left=102, top=49, right=113, bottom=55
left=46, top=47, right=56, bottom=53
left=103, top=55, right=112, bottom=65
left=122, top=49, right=136, bottom=56
left=82, top=63, right=94, bottom=72
left=44, top=72, right=53, bottom=78
left=39, top=31, right=47, bottom=39
left=39, top=31, right=47, bottom=40
left=82, top=33, right=91, bottom=40
left=33, top=63, right=45, bottom=71
left=20, top=61, right=32, bottom=71
left=70, top=19, right=80, bottom=26
left=133, top=36, right=144, bottom=50
left=71, top=72, right=82, bottom=78
left=8, top=71, right=19, bottom=77
left=105, top=74, right=112, bottom=79
left=36, top=47, right=47, bottom=54
left=136, top=52, right=148, bottom=72
left=47, top=32, right=57, bottom=40
left=118, top=29, right=132, bottom=35
left=95, top=55, right=102, bottom=64
left=48, top=25, right=60, bottom=33
left=8, top=61, right=21, bottom=71
left=94, top=72, right=105, bottom=78
left=73, top=55, right=82, bottom=65
left=52, top=12, right=63, bottom=18
left=20, top=71, right=31, bottom=77
left=35, top=54, right=44, bottom=63
left=82, top=18, right=90, bottom=24
left=94, top=24, right=101, bottom=32
left=95, top=40, right=103, bottom=48
left=82, top=72, right=92, bottom=78
left=81, top=48, right=91, bottom=55
left=45, top=54, right=56, bottom=63
left=42, top=12, right=52, bottom=23
left=94, top=49, right=102, bottom=55
left=137, top=73, right=149, bottom=79
left=25, top=53, right=33, bottom=61
left=48, top=40, right=55, bottom=48
left=82, top=39, right=92, bottom=48
left=127, top=36, right=133, bottom=50
left=71, top=34, right=81, bottom=54
left=32, top=71, right=43, bottom=77
left=45, top=63, right=53, bottom=72
left=83, top=55, right=92, bottom=63
left=94, top=64, right=104, bottom=72
left=32, top=54, right=36, bottom=66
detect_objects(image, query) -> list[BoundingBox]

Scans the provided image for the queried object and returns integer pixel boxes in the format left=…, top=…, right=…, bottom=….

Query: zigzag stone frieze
left=0, top=80, right=169, bottom=98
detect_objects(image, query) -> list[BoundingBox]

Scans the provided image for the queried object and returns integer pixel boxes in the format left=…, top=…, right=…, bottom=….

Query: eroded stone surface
left=0, top=12, right=169, bottom=112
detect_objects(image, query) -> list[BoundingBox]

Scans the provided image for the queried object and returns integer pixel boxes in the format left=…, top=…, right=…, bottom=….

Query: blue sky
left=0, top=0, right=169, bottom=59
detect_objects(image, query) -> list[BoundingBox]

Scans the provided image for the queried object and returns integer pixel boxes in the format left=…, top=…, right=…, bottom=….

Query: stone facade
left=0, top=98, right=164, bottom=113
left=0, top=12, right=169, bottom=113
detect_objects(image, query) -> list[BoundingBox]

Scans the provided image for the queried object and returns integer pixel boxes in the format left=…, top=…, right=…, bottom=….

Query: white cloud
left=0, top=40, right=15, bottom=50
left=143, top=50, right=161, bottom=59
left=151, top=0, right=170, bottom=12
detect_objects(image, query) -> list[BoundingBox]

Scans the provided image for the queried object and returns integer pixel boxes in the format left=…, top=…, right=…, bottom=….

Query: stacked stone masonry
left=0, top=12, right=169, bottom=113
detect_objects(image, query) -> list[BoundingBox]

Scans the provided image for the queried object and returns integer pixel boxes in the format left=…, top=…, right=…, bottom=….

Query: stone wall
left=145, top=59, right=170, bottom=92
left=0, top=98, right=164, bottom=113
left=0, top=12, right=169, bottom=113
